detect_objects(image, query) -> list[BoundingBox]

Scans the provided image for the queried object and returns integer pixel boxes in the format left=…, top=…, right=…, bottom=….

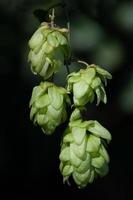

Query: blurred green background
left=0, top=0, right=132, bottom=199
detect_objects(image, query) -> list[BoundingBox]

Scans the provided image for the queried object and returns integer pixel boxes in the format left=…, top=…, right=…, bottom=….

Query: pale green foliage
left=67, top=64, right=112, bottom=106
left=29, top=81, right=70, bottom=135
left=28, top=15, right=112, bottom=189
left=59, top=109, right=111, bottom=188
left=28, top=22, right=69, bottom=79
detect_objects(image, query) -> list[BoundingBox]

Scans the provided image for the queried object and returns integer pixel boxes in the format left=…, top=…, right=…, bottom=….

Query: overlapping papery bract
left=59, top=109, right=111, bottom=188
left=67, top=64, right=112, bottom=106
left=28, top=22, right=69, bottom=79
left=29, top=81, right=71, bottom=135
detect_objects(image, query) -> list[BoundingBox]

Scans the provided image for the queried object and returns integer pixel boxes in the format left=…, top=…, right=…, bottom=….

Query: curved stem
left=78, top=60, right=89, bottom=67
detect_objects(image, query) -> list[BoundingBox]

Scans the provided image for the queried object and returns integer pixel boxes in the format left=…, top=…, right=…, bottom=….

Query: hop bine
left=59, top=109, right=111, bottom=188
left=28, top=22, right=70, bottom=79
left=67, top=64, right=112, bottom=106
left=29, top=81, right=71, bottom=135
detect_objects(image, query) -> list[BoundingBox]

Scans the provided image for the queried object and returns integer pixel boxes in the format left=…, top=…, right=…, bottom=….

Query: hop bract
left=29, top=81, right=71, bottom=135
left=28, top=22, right=70, bottom=79
left=59, top=110, right=111, bottom=188
left=67, top=64, right=112, bottom=106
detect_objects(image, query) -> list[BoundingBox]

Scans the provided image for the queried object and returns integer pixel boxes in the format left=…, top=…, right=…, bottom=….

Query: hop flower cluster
left=28, top=22, right=69, bottom=80
left=67, top=64, right=112, bottom=106
left=29, top=82, right=70, bottom=135
left=59, top=109, right=111, bottom=188
left=28, top=16, right=112, bottom=189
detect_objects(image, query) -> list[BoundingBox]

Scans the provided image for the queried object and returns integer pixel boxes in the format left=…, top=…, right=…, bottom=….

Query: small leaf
left=70, top=148, right=82, bottom=167
left=35, top=94, right=50, bottom=108
left=76, top=153, right=91, bottom=173
left=99, top=144, right=110, bottom=163
left=70, top=108, right=81, bottom=121
left=63, top=133, right=73, bottom=143
left=70, top=137, right=87, bottom=159
left=100, top=85, right=107, bottom=104
left=73, top=81, right=89, bottom=98
left=88, top=121, right=112, bottom=142
left=73, top=168, right=91, bottom=184
left=96, top=66, right=112, bottom=79
left=47, top=33, right=59, bottom=47
left=92, top=155, right=105, bottom=168
left=81, top=67, right=96, bottom=85
left=95, top=162, right=109, bottom=177
left=86, top=134, right=101, bottom=153
left=62, top=164, right=73, bottom=176
left=71, top=127, right=86, bottom=145
left=95, top=87, right=101, bottom=105
left=29, top=86, right=44, bottom=106
left=59, top=147, right=70, bottom=162
left=48, top=87, right=63, bottom=109
left=91, top=77, right=101, bottom=89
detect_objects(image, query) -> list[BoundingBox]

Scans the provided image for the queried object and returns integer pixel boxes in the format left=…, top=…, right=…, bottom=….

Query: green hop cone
left=59, top=109, right=111, bottom=188
left=28, top=22, right=70, bottom=79
left=67, top=64, right=112, bottom=106
left=29, top=81, right=71, bottom=135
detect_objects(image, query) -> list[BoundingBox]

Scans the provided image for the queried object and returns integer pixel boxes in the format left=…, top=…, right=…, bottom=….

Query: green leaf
left=95, top=87, right=101, bottom=105
left=92, top=155, right=105, bottom=168
left=86, top=134, right=101, bottom=153
left=29, top=31, right=43, bottom=50
left=47, top=33, right=59, bottom=47
left=52, top=31, right=68, bottom=45
left=36, top=113, right=47, bottom=126
left=62, top=164, right=73, bottom=176
left=73, top=81, right=89, bottom=98
left=73, top=168, right=91, bottom=184
left=63, top=133, right=74, bottom=143
left=95, top=162, right=109, bottom=177
left=88, top=121, right=112, bottom=142
left=91, top=77, right=101, bottom=89
left=96, top=66, right=112, bottom=79
left=88, top=170, right=95, bottom=183
left=60, top=147, right=70, bottom=162
left=30, top=106, right=37, bottom=120
left=70, top=108, right=81, bottom=121
left=75, top=153, right=91, bottom=173
left=70, top=148, right=82, bottom=167
left=100, top=85, right=107, bottom=104
left=35, top=94, right=50, bottom=108
left=71, top=127, right=86, bottom=145
left=46, top=105, right=62, bottom=121
left=29, top=86, right=44, bottom=106
left=70, top=137, right=87, bottom=159
left=42, top=41, right=53, bottom=54
left=99, top=144, right=110, bottom=163
left=48, top=87, right=63, bottom=109
left=81, top=68, right=96, bottom=84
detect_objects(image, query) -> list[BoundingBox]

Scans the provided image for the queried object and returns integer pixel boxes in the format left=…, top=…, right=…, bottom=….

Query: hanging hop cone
left=67, top=64, right=112, bottom=106
left=28, top=22, right=70, bottom=79
left=59, top=109, right=111, bottom=188
left=29, top=81, right=71, bottom=135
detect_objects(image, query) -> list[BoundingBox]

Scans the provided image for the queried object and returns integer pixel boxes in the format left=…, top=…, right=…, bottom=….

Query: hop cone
left=29, top=81, right=71, bottom=135
left=59, top=109, right=111, bottom=188
left=28, top=22, right=70, bottom=79
left=67, top=64, right=112, bottom=106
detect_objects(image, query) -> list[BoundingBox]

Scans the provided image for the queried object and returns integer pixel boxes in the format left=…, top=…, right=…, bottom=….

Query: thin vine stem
left=62, top=0, right=71, bottom=75
left=49, top=8, right=55, bottom=27
left=78, top=60, right=89, bottom=67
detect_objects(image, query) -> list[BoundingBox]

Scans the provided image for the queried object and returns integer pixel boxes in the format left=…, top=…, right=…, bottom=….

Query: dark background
left=0, top=0, right=133, bottom=199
